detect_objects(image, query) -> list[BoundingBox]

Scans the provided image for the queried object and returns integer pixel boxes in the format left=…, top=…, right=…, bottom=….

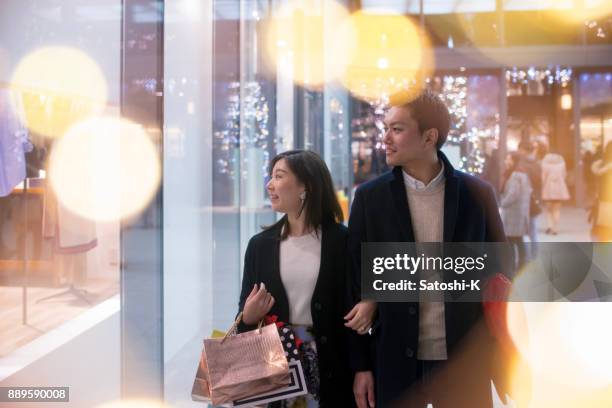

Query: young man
left=348, top=90, right=511, bottom=408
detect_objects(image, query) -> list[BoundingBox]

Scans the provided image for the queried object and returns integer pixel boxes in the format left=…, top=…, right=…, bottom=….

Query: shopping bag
left=264, top=315, right=319, bottom=400
left=191, top=312, right=290, bottom=405
left=233, top=359, right=308, bottom=407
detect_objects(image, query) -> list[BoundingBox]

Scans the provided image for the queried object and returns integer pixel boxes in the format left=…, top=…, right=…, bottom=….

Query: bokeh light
left=507, top=302, right=612, bottom=407
left=554, top=0, right=612, bottom=24
left=9, top=46, right=107, bottom=139
left=263, top=0, right=353, bottom=88
left=337, top=11, right=434, bottom=104
left=48, top=117, right=161, bottom=222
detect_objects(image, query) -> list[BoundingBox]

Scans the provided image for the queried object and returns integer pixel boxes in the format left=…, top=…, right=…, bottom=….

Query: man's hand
left=345, top=300, right=377, bottom=335
left=242, top=283, right=275, bottom=325
left=353, top=370, right=375, bottom=408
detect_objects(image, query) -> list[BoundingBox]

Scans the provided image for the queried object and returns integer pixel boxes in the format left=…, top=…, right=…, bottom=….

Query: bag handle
left=221, top=312, right=264, bottom=343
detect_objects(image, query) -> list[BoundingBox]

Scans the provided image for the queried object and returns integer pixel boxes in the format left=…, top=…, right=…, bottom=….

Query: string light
left=506, top=66, right=573, bottom=89
left=434, top=75, right=497, bottom=174
left=215, top=81, right=270, bottom=177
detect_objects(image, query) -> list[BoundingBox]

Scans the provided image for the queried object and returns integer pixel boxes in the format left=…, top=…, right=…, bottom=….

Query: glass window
left=579, top=73, right=612, bottom=175
left=324, top=87, right=352, bottom=217
left=350, top=98, right=388, bottom=188
left=0, top=0, right=121, bottom=405
left=429, top=74, right=501, bottom=176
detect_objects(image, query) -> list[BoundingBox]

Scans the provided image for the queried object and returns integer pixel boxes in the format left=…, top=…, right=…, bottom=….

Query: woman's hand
left=242, top=283, right=275, bottom=325
left=344, top=300, right=377, bottom=335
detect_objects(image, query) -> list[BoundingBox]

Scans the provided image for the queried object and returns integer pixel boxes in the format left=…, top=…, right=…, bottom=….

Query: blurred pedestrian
left=518, top=141, right=542, bottom=258
left=501, top=152, right=532, bottom=271
left=541, top=149, right=570, bottom=235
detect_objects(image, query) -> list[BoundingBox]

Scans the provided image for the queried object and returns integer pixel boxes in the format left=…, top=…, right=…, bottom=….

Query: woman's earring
left=299, top=191, right=306, bottom=201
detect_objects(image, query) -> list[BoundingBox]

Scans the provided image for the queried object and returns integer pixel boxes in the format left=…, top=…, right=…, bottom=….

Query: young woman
left=500, top=152, right=532, bottom=271
left=237, top=150, right=360, bottom=407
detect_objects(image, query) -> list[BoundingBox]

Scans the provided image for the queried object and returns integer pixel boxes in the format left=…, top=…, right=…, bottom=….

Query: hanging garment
left=0, top=88, right=32, bottom=197
left=42, top=184, right=97, bottom=254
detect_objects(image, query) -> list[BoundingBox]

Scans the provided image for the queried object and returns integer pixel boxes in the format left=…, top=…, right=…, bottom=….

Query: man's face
left=382, top=106, right=429, bottom=167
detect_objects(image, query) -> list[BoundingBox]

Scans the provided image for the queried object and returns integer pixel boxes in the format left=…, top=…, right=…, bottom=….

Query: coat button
left=405, top=347, right=414, bottom=358
left=408, top=306, right=416, bottom=315
left=320, top=336, right=328, bottom=344
left=314, top=302, right=322, bottom=311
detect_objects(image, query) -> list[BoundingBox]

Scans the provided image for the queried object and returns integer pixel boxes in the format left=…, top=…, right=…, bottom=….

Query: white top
left=404, top=163, right=448, bottom=361
left=279, top=229, right=321, bottom=326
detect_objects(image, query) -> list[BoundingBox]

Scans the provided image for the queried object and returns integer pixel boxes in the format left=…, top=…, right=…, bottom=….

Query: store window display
left=0, top=0, right=121, bottom=363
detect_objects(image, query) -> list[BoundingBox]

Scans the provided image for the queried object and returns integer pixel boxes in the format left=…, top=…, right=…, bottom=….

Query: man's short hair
left=400, top=89, right=451, bottom=150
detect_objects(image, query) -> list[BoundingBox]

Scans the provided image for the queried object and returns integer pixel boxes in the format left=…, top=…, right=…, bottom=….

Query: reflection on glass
left=48, top=117, right=161, bottom=222
left=0, top=2, right=121, bottom=402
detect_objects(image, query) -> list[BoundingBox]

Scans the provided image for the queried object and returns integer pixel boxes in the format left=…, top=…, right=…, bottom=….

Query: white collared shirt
left=402, top=161, right=445, bottom=192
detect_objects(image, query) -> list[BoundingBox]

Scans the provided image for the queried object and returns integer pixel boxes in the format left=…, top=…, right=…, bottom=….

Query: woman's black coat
left=237, top=220, right=356, bottom=407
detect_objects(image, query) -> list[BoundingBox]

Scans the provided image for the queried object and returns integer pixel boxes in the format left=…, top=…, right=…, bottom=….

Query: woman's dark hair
left=265, top=150, right=343, bottom=239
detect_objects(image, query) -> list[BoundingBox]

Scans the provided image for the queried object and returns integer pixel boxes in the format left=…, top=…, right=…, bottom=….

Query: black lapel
left=437, top=152, right=460, bottom=335
left=389, top=167, right=415, bottom=241
left=439, top=151, right=459, bottom=242
left=311, top=223, right=329, bottom=308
